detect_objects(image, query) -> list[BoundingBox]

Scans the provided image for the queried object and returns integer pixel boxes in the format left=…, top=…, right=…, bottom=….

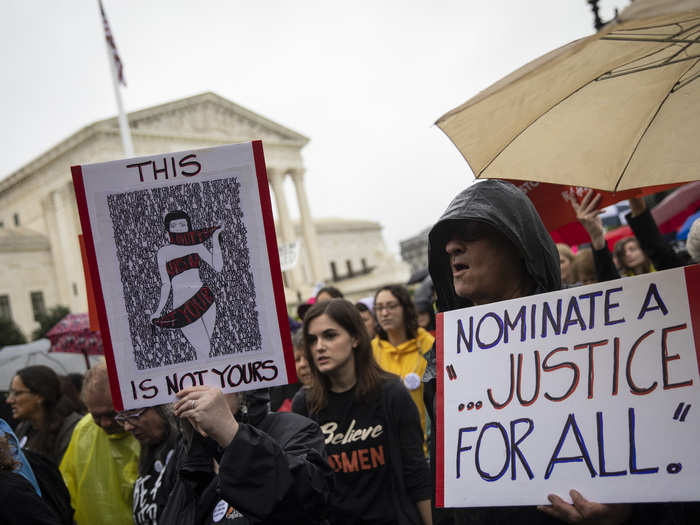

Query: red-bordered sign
left=436, top=265, right=700, bottom=507
left=73, top=141, right=294, bottom=410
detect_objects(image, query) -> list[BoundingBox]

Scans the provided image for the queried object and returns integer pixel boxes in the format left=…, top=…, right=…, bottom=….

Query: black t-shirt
left=317, top=387, right=394, bottom=525
left=133, top=448, right=175, bottom=525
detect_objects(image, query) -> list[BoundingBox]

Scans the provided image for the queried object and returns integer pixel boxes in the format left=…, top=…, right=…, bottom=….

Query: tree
left=32, top=305, right=70, bottom=340
left=0, top=317, right=27, bottom=347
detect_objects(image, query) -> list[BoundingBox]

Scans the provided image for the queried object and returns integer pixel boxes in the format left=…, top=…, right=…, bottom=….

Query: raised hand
left=572, top=189, right=606, bottom=250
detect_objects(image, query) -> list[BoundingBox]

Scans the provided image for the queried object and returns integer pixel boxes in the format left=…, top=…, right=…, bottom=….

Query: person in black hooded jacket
left=421, top=180, right=658, bottom=525
left=158, top=386, right=333, bottom=525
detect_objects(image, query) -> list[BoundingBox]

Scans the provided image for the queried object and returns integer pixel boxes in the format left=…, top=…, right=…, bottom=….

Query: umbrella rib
left=603, top=36, right=700, bottom=44
left=607, top=16, right=700, bottom=34
left=477, top=78, right=598, bottom=177
left=477, top=42, right=676, bottom=178
left=602, top=18, right=700, bottom=44
left=596, top=39, right=695, bottom=80
left=614, top=57, right=699, bottom=192
left=477, top=19, right=700, bottom=180
left=599, top=53, right=700, bottom=80
left=436, top=123, right=482, bottom=179
left=673, top=65, right=700, bottom=91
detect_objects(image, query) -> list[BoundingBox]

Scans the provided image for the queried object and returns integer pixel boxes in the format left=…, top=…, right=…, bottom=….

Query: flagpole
left=98, top=0, right=134, bottom=157
left=105, top=43, right=134, bottom=157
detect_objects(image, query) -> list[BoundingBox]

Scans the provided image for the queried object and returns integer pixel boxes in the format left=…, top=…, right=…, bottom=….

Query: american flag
left=98, top=0, right=126, bottom=86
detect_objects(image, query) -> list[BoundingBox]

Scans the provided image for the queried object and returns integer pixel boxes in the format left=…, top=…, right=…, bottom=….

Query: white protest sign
left=278, top=240, right=300, bottom=271
left=72, top=141, right=295, bottom=410
left=436, top=265, right=700, bottom=507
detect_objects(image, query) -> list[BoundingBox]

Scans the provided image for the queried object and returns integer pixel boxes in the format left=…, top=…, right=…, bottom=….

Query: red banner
left=505, top=180, right=684, bottom=247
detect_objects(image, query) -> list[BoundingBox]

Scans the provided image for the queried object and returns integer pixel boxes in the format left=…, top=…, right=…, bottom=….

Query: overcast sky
left=2, top=1, right=628, bottom=253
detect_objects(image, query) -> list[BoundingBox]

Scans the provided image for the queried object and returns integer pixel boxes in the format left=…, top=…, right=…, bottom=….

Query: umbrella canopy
left=46, top=313, right=103, bottom=369
left=0, top=339, right=102, bottom=388
left=437, top=0, right=700, bottom=192
left=648, top=180, right=700, bottom=232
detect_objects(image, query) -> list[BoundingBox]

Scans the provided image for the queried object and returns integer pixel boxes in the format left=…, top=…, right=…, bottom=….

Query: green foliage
left=32, top=305, right=70, bottom=341
left=0, top=317, right=27, bottom=347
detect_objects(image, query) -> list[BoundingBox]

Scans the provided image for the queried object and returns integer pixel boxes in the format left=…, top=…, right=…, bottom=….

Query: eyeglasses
left=7, top=389, right=32, bottom=398
left=115, top=408, right=147, bottom=425
left=374, top=302, right=401, bottom=313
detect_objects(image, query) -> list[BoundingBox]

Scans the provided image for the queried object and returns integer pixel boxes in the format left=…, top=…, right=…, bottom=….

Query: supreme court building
left=0, top=93, right=407, bottom=338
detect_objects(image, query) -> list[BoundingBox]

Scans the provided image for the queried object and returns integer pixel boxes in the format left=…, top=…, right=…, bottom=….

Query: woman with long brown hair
left=292, top=299, right=432, bottom=525
left=613, top=237, right=653, bottom=275
left=8, top=366, right=82, bottom=464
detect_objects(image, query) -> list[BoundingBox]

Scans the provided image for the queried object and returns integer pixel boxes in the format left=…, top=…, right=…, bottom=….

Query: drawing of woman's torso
left=160, top=244, right=208, bottom=308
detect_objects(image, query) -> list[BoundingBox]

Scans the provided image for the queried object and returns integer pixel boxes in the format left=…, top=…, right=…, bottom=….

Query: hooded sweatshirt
left=428, top=179, right=560, bottom=314
left=425, top=180, right=562, bottom=525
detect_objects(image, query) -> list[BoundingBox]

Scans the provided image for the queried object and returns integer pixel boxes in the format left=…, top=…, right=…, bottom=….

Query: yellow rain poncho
left=372, top=327, right=434, bottom=453
left=60, top=414, right=140, bottom=525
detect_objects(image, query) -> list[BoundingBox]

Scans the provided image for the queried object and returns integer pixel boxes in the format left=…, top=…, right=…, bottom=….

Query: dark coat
left=158, top=392, right=332, bottom=525
left=0, top=471, right=61, bottom=525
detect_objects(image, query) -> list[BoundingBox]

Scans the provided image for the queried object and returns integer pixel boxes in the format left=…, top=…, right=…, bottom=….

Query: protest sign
left=278, top=240, right=300, bottom=271
left=72, top=141, right=294, bottom=410
left=436, top=265, right=700, bottom=507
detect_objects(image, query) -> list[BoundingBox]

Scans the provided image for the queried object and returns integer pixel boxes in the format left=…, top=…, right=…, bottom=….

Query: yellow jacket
left=372, top=327, right=434, bottom=452
left=60, top=414, right=140, bottom=525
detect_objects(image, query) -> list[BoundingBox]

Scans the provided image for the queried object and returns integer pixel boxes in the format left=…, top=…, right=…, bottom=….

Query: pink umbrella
left=46, top=313, right=103, bottom=369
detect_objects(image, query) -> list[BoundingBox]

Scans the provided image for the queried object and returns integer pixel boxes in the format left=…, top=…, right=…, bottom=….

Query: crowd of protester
left=2, top=180, right=700, bottom=524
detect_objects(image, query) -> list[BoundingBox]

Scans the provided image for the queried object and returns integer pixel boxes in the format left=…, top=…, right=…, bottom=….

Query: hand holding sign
left=539, top=490, right=631, bottom=524
left=174, top=385, right=239, bottom=447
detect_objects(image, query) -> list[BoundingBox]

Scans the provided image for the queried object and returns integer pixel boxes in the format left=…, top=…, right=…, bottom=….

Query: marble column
left=52, top=185, right=83, bottom=312
left=268, top=168, right=303, bottom=292
left=291, top=169, right=324, bottom=283
left=42, top=193, right=71, bottom=307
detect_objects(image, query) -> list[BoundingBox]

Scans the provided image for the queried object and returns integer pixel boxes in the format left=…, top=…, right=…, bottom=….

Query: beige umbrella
left=437, top=0, right=700, bottom=191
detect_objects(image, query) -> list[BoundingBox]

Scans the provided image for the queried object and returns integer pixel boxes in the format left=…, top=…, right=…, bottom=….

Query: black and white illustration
left=107, top=178, right=262, bottom=369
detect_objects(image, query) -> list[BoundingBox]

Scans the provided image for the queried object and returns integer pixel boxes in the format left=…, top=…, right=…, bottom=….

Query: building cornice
left=0, top=91, right=309, bottom=194
left=0, top=227, right=50, bottom=253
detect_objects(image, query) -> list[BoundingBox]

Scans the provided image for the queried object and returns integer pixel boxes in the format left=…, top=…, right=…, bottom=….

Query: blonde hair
left=572, top=248, right=596, bottom=285
left=556, top=243, right=575, bottom=263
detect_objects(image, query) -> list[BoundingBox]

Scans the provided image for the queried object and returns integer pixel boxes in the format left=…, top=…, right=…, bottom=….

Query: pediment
left=112, top=92, right=309, bottom=146
left=0, top=92, right=308, bottom=194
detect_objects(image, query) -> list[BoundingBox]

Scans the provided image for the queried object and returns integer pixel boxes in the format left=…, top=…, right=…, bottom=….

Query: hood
left=428, top=180, right=560, bottom=312
left=376, top=327, right=433, bottom=356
